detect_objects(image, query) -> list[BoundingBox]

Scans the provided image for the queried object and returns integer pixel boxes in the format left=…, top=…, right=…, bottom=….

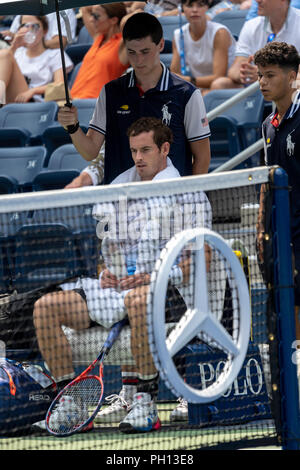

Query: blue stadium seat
left=0, top=235, right=13, bottom=293
left=0, top=175, right=19, bottom=194
left=65, top=43, right=91, bottom=66
left=162, top=39, right=172, bottom=53
left=204, top=88, right=265, bottom=168
left=212, top=9, right=248, bottom=39
left=160, top=53, right=173, bottom=68
left=32, top=144, right=88, bottom=190
left=12, top=223, right=82, bottom=292
left=68, top=61, right=82, bottom=89
left=25, top=206, right=98, bottom=278
left=0, top=128, right=30, bottom=147
left=42, top=100, right=95, bottom=156
left=158, top=15, right=188, bottom=41
left=72, top=99, right=97, bottom=126
left=0, top=102, right=58, bottom=146
left=0, top=147, right=48, bottom=191
left=207, top=115, right=241, bottom=171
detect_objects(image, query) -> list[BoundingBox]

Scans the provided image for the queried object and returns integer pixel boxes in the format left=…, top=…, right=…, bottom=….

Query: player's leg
left=33, top=289, right=90, bottom=382
left=119, top=286, right=160, bottom=433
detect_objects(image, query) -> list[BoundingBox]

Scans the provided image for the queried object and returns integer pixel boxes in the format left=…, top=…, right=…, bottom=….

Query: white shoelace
left=104, top=393, right=128, bottom=409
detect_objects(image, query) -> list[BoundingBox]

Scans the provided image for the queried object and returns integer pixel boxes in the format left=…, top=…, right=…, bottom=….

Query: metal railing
left=207, top=81, right=264, bottom=173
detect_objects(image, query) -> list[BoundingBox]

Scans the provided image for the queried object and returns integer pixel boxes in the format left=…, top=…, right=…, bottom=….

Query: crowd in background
left=0, top=0, right=275, bottom=104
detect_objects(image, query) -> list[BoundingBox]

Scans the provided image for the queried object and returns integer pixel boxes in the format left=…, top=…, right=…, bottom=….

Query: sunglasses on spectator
left=19, top=22, right=41, bottom=31
left=90, top=12, right=101, bottom=20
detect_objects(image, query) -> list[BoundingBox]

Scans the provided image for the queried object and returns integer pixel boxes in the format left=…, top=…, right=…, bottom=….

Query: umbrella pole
left=55, top=0, right=71, bottom=106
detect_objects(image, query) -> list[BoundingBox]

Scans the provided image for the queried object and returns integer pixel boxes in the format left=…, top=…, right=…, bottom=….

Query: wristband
left=66, top=121, right=79, bottom=134
left=169, top=265, right=183, bottom=287
left=190, top=76, right=197, bottom=86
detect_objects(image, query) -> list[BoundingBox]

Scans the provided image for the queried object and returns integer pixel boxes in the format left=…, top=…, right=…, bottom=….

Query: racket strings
left=47, top=376, right=103, bottom=434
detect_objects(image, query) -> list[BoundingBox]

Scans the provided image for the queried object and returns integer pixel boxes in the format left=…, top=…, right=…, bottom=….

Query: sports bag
left=0, top=359, right=56, bottom=436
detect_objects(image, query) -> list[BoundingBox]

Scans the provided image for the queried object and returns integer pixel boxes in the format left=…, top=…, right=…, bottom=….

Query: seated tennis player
left=33, top=117, right=212, bottom=433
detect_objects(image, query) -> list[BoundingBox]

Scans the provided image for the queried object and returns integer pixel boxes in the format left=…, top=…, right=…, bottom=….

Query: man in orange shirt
left=71, top=3, right=129, bottom=99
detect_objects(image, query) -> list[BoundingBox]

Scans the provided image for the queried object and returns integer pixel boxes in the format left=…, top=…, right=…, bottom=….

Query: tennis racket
left=45, top=317, right=128, bottom=437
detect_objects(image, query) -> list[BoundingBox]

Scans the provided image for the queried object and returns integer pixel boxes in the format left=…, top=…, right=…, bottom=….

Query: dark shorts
left=73, top=287, right=98, bottom=328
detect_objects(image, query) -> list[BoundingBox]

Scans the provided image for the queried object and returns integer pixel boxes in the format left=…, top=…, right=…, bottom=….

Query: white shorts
left=60, top=277, right=130, bottom=328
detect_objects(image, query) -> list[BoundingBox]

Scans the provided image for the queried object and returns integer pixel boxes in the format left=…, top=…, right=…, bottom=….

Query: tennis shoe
left=48, top=395, right=93, bottom=433
left=170, top=398, right=188, bottom=422
left=119, top=392, right=161, bottom=433
left=96, top=387, right=135, bottom=423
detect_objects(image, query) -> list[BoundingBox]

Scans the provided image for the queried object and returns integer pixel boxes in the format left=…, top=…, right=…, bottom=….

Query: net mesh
left=0, top=168, right=285, bottom=449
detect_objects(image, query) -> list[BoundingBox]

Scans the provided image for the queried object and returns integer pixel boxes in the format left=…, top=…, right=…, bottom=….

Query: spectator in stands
left=206, top=0, right=251, bottom=20
left=70, top=3, right=129, bottom=100
left=126, top=0, right=183, bottom=17
left=5, top=9, right=77, bottom=48
left=245, top=0, right=300, bottom=21
left=57, top=12, right=211, bottom=189
left=210, top=0, right=300, bottom=89
left=79, top=5, right=101, bottom=40
left=32, top=117, right=212, bottom=433
left=170, top=0, right=236, bottom=94
left=0, top=15, right=73, bottom=104
left=255, top=42, right=300, bottom=341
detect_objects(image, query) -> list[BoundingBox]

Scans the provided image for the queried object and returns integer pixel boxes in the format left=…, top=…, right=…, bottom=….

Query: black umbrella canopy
left=0, top=0, right=121, bottom=16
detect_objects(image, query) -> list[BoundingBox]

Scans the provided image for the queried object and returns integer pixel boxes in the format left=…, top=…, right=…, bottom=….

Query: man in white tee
left=210, top=0, right=300, bottom=89
left=32, top=116, right=212, bottom=433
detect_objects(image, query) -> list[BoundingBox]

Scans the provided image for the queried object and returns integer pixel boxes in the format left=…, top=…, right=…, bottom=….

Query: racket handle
left=103, top=318, right=129, bottom=351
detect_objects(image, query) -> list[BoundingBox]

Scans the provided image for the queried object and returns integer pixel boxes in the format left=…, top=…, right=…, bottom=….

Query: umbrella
left=0, top=0, right=120, bottom=105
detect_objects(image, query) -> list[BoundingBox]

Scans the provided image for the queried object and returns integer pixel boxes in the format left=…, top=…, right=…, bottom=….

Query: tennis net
left=0, top=166, right=298, bottom=450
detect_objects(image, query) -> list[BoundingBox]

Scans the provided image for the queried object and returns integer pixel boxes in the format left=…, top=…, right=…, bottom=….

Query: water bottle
left=0, top=340, right=5, bottom=364
left=24, top=30, right=36, bottom=45
left=22, top=364, right=54, bottom=388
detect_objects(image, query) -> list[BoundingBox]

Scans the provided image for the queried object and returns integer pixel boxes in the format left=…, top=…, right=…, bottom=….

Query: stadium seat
left=32, top=144, right=89, bottom=191
left=65, top=43, right=91, bottom=66
left=206, top=115, right=241, bottom=171
left=27, top=204, right=98, bottom=277
left=212, top=9, right=248, bottom=39
left=12, top=223, right=81, bottom=292
left=204, top=88, right=265, bottom=168
left=42, top=100, right=95, bottom=157
left=0, top=128, right=31, bottom=148
left=0, top=147, right=48, bottom=191
left=162, top=39, right=172, bottom=53
left=76, top=25, right=93, bottom=44
left=68, top=61, right=82, bottom=89
left=158, top=15, right=188, bottom=41
left=72, top=99, right=97, bottom=126
left=160, top=53, right=173, bottom=68
left=0, top=102, right=58, bottom=146
left=0, top=175, right=19, bottom=194
left=0, top=235, right=13, bottom=293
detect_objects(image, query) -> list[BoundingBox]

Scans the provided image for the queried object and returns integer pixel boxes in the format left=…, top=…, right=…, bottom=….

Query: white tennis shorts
left=60, top=277, right=130, bottom=328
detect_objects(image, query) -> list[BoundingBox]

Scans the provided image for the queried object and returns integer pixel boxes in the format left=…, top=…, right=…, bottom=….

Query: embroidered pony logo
left=286, top=129, right=295, bottom=157
left=161, top=103, right=172, bottom=126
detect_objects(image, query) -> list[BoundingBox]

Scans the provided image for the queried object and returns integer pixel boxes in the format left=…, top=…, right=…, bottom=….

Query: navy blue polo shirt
left=89, top=63, right=210, bottom=184
left=262, top=91, right=300, bottom=249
